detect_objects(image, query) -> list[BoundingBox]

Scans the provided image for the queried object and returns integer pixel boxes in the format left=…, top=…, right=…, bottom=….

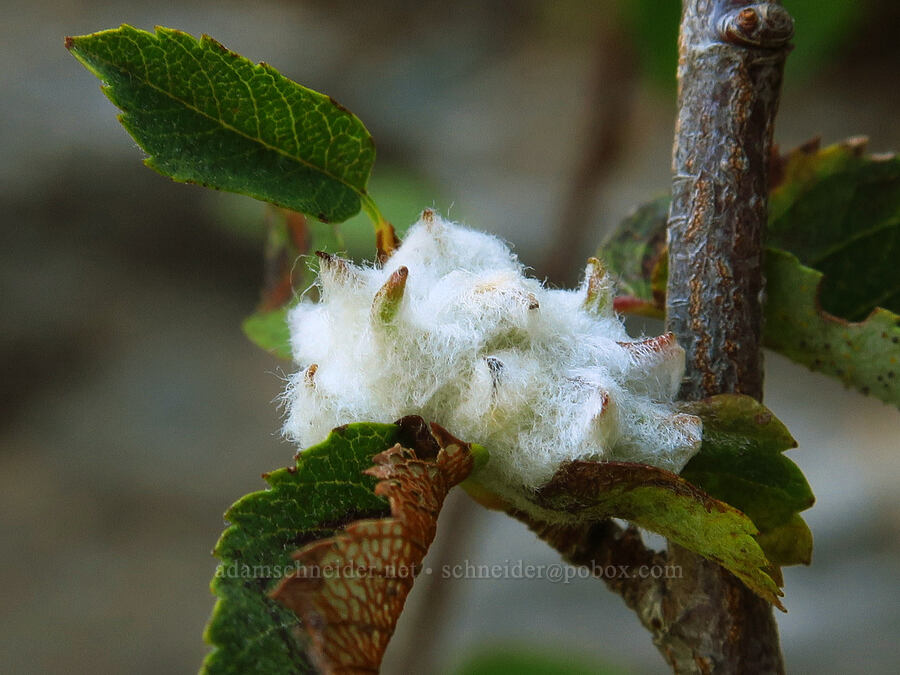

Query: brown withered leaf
left=270, top=422, right=475, bottom=674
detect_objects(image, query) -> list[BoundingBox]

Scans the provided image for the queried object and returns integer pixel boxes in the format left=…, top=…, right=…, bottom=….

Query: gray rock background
left=2, top=1, right=898, bottom=672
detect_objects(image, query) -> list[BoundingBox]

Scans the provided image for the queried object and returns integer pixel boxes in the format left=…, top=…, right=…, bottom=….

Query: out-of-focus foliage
left=455, top=645, right=626, bottom=675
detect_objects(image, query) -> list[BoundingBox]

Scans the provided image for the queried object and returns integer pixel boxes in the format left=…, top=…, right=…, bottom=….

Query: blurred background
left=2, top=1, right=899, bottom=672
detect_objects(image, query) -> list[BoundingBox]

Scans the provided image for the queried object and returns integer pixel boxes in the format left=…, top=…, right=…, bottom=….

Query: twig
left=659, top=1, right=794, bottom=671
left=667, top=0, right=793, bottom=401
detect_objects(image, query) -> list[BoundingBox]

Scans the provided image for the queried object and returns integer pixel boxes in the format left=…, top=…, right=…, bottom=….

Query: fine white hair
left=283, top=212, right=701, bottom=507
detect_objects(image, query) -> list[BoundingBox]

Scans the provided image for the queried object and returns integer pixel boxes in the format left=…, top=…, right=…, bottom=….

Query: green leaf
left=201, top=422, right=397, bottom=674
left=242, top=306, right=292, bottom=360
left=455, top=645, right=626, bottom=675
left=755, top=514, right=813, bottom=567
left=67, top=25, right=376, bottom=223
left=529, top=458, right=784, bottom=608
left=765, top=248, right=900, bottom=406
left=769, top=138, right=900, bottom=321
left=680, top=395, right=814, bottom=565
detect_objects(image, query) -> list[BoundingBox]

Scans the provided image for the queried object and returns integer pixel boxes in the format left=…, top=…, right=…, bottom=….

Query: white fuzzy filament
left=283, top=212, right=702, bottom=502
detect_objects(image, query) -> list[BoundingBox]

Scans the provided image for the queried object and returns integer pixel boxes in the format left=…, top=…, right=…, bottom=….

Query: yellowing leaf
left=765, top=249, right=900, bottom=406
left=524, top=459, right=783, bottom=608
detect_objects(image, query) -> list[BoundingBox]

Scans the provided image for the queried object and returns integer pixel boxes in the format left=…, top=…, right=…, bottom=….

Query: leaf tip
left=64, top=35, right=75, bottom=50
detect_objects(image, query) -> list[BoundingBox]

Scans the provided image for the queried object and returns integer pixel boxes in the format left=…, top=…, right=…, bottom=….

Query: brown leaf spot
left=754, top=410, right=773, bottom=426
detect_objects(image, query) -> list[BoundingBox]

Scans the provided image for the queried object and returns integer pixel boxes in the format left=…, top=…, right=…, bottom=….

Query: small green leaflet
left=680, top=395, right=814, bottom=566
left=202, top=423, right=397, bottom=674
left=242, top=209, right=346, bottom=360
left=603, top=196, right=668, bottom=317
left=755, top=514, right=813, bottom=568
left=67, top=25, right=376, bottom=223
left=242, top=306, right=292, bottom=360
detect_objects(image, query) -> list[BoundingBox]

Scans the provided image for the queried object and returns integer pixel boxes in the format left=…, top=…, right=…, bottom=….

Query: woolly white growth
left=283, top=212, right=702, bottom=508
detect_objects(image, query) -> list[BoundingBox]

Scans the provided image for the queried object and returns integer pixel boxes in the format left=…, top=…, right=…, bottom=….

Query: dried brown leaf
left=270, top=423, right=474, bottom=674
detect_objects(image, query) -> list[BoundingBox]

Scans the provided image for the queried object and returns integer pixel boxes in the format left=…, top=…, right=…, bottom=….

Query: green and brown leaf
left=201, top=422, right=397, bottom=674
left=528, top=459, right=784, bottom=607
left=765, top=248, right=900, bottom=405
left=473, top=395, right=812, bottom=607
left=271, top=420, right=477, bottom=672
left=202, top=418, right=480, bottom=674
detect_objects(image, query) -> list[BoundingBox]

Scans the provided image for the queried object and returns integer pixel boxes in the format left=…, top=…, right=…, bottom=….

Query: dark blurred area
left=2, top=1, right=899, bottom=673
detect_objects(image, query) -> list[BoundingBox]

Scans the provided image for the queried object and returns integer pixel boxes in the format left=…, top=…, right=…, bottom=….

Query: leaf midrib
left=806, top=212, right=899, bottom=269
left=76, top=36, right=366, bottom=199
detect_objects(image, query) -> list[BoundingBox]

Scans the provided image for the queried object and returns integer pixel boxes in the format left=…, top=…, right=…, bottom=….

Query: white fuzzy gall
left=283, top=211, right=702, bottom=506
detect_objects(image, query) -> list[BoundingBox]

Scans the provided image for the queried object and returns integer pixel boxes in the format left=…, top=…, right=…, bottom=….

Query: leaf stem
left=361, top=193, right=399, bottom=262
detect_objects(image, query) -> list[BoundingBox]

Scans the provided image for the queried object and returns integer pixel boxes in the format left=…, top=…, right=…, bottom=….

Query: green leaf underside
left=201, top=423, right=397, bottom=674
left=242, top=306, right=292, bottom=360
left=603, top=195, right=668, bottom=315
left=602, top=140, right=900, bottom=407
left=534, top=459, right=782, bottom=607
left=755, top=514, right=813, bottom=567
left=681, top=396, right=815, bottom=566
left=67, top=25, right=375, bottom=223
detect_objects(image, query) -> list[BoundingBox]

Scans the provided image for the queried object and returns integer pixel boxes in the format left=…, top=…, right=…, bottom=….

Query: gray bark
left=667, top=0, right=792, bottom=401
left=661, top=1, right=793, bottom=672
